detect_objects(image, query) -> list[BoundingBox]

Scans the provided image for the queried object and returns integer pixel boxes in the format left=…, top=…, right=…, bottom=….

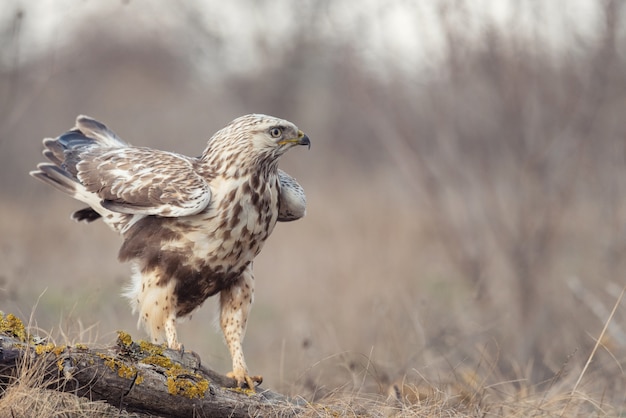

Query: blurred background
left=0, top=0, right=625, bottom=406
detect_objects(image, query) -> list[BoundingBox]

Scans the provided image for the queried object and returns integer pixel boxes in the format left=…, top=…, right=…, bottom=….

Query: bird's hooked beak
left=299, top=132, right=311, bottom=150
left=279, top=130, right=311, bottom=150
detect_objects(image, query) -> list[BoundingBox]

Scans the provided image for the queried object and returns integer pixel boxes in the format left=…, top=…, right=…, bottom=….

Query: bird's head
left=202, top=114, right=310, bottom=173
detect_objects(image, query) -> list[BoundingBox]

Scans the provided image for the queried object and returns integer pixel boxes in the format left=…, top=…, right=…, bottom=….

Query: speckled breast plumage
left=119, top=172, right=280, bottom=316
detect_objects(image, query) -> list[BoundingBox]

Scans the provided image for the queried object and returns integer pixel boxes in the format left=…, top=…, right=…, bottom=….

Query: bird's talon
left=227, top=372, right=263, bottom=391
left=246, top=375, right=263, bottom=389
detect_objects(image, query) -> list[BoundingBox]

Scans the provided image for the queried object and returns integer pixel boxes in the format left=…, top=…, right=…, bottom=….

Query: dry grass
left=0, top=385, right=137, bottom=418
left=0, top=336, right=618, bottom=418
left=2, top=252, right=622, bottom=418
left=0, top=317, right=143, bottom=418
left=1, top=305, right=621, bottom=417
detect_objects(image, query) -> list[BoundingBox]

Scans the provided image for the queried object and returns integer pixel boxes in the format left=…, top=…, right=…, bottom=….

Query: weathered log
left=0, top=327, right=306, bottom=417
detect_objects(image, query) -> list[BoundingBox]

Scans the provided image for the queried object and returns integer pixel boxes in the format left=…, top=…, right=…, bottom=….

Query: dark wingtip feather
left=29, top=169, right=43, bottom=179
left=72, top=207, right=101, bottom=223
left=56, top=129, right=95, bottom=149
left=30, top=163, right=76, bottom=195
left=43, top=149, right=63, bottom=166
left=76, top=115, right=107, bottom=131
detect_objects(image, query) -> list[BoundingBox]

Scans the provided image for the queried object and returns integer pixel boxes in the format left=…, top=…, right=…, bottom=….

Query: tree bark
left=0, top=332, right=305, bottom=417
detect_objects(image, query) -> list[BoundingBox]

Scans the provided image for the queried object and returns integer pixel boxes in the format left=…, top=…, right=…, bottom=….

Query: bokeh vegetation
left=0, top=1, right=625, bottom=415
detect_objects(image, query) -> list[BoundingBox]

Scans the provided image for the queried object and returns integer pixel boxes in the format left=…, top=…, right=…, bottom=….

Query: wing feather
left=76, top=147, right=212, bottom=217
left=277, top=169, right=306, bottom=222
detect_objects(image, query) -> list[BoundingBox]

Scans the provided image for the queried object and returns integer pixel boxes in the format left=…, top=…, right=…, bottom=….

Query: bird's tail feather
left=29, top=163, right=77, bottom=195
left=30, top=115, right=127, bottom=224
left=39, top=116, right=127, bottom=175
left=31, top=115, right=128, bottom=190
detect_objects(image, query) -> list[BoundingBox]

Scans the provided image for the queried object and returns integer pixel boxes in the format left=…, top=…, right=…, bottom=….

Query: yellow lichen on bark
left=165, top=364, right=209, bottom=399
left=117, top=331, right=133, bottom=348
left=34, top=342, right=56, bottom=355
left=98, top=353, right=141, bottom=381
left=0, top=313, right=27, bottom=341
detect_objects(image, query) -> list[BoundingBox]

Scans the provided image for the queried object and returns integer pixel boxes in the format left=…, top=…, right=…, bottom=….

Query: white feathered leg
left=219, top=263, right=261, bottom=388
left=124, top=263, right=181, bottom=349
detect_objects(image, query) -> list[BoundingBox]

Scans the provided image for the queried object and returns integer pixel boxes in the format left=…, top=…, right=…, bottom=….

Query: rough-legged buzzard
left=30, top=114, right=310, bottom=389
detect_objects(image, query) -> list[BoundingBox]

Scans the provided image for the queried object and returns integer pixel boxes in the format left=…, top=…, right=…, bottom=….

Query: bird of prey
left=30, top=114, right=310, bottom=389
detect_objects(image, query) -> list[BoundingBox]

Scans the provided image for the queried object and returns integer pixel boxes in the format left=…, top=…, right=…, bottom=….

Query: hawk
left=30, top=114, right=310, bottom=389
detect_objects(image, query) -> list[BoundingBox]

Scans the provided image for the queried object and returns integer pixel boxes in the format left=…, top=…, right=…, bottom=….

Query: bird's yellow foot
left=227, top=371, right=263, bottom=391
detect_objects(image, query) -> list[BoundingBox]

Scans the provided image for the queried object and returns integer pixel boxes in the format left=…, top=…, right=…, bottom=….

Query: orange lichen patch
left=53, top=345, right=66, bottom=356
left=140, top=353, right=174, bottom=369
left=34, top=342, right=56, bottom=356
left=135, top=339, right=175, bottom=368
left=138, top=339, right=165, bottom=355
left=116, top=331, right=133, bottom=348
left=0, top=313, right=27, bottom=342
left=165, top=364, right=208, bottom=399
left=135, top=339, right=208, bottom=394
left=56, top=358, right=65, bottom=372
left=227, top=386, right=256, bottom=396
left=32, top=340, right=67, bottom=358
left=97, top=353, right=141, bottom=381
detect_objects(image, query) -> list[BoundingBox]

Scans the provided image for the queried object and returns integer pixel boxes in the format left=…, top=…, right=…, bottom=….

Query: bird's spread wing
left=277, top=169, right=306, bottom=222
left=76, top=147, right=212, bottom=217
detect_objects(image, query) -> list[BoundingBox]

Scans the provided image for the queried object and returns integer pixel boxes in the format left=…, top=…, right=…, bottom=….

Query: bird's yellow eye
left=269, top=127, right=283, bottom=138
